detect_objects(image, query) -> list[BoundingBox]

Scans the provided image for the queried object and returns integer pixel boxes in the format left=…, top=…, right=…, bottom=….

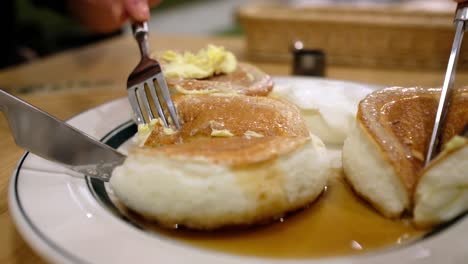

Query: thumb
left=124, top=0, right=150, bottom=22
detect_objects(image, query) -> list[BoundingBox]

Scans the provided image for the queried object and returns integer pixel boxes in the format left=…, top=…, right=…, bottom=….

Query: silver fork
left=127, top=22, right=181, bottom=129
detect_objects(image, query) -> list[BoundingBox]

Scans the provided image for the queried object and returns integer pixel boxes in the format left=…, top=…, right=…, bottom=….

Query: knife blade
left=0, top=89, right=126, bottom=181
left=425, top=3, right=468, bottom=165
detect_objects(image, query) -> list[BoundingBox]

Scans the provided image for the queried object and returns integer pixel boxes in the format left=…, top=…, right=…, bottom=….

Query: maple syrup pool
left=108, top=170, right=428, bottom=259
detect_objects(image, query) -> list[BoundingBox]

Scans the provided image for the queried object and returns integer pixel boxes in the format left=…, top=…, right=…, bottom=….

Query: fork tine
left=128, top=22, right=180, bottom=130
left=155, top=73, right=181, bottom=129
left=136, top=84, right=155, bottom=121
left=147, top=79, right=169, bottom=127
left=127, top=87, right=145, bottom=125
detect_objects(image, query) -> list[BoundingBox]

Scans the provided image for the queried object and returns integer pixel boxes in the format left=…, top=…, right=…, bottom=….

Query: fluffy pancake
left=111, top=95, right=330, bottom=230
left=342, top=87, right=468, bottom=218
left=153, top=46, right=273, bottom=96
left=414, top=137, right=468, bottom=226
left=166, top=63, right=273, bottom=96
left=271, top=80, right=373, bottom=144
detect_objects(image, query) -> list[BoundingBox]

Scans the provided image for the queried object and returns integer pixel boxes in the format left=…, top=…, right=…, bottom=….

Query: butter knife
left=0, top=89, right=125, bottom=181
left=425, top=2, right=468, bottom=165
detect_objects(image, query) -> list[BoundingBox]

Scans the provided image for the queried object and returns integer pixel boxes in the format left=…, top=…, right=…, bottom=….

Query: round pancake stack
left=111, top=62, right=330, bottom=230
left=342, top=86, right=468, bottom=226
left=167, top=63, right=273, bottom=96
left=154, top=50, right=273, bottom=96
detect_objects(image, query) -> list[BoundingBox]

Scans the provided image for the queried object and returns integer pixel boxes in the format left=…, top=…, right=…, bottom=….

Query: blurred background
left=0, top=0, right=459, bottom=70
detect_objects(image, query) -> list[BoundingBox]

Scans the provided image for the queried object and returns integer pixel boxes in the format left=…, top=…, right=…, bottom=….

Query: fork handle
left=456, top=2, right=468, bottom=22
left=132, top=22, right=150, bottom=58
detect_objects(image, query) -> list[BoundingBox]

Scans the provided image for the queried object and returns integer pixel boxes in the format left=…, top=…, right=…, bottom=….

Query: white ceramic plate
left=9, top=77, right=468, bottom=264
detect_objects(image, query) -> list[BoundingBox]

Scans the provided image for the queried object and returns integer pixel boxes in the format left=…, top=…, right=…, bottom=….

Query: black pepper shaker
left=292, top=41, right=326, bottom=77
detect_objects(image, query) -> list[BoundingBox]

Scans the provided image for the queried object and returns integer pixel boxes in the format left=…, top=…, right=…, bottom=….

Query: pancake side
left=342, top=122, right=408, bottom=217
left=111, top=135, right=329, bottom=230
left=414, top=138, right=468, bottom=227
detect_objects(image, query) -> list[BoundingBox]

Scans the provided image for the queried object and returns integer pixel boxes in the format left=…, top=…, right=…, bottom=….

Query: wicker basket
left=238, top=3, right=468, bottom=69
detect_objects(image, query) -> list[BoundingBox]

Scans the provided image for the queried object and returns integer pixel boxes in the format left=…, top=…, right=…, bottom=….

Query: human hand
left=69, top=0, right=161, bottom=33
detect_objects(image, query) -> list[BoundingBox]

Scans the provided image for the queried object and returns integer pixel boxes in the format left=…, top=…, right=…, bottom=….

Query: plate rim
left=7, top=76, right=468, bottom=264
left=9, top=152, right=90, bottom=264
left=7, top=95, right=130, bottom=264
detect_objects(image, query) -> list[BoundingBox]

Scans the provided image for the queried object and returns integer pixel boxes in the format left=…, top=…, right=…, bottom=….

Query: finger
left=148, top=0, right=162, bottom=8
left=69, top=0, right=127, bottom=33
left=124, top=0, right=150, bottom=21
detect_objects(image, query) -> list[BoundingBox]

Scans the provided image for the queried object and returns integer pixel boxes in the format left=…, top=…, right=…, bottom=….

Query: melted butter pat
left=211, top=129, right=234, bottom=137
left=162, top=126, right=177, bottom=135
left=175, top=85, right=219, bottom=95
left=137, top=119, right=176, bottom=146
left=162, top=45, right=237, bottom=79
left=137, top=119, right=159, bottom=146
left=443, top=136, right=467, bottom=152
left=244, top=130, right=264, bottom=139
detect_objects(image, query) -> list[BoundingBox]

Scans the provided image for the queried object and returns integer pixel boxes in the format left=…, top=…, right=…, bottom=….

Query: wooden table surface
left=1, top=33, right=467, bottom=263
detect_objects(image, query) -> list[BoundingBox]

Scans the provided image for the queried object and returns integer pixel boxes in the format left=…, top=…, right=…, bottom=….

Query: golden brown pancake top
left=140, top=94, right=311, bottom=166
left=357, top=87, right=468, bottom=193
left=165, top=63, right=273, bottom=96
